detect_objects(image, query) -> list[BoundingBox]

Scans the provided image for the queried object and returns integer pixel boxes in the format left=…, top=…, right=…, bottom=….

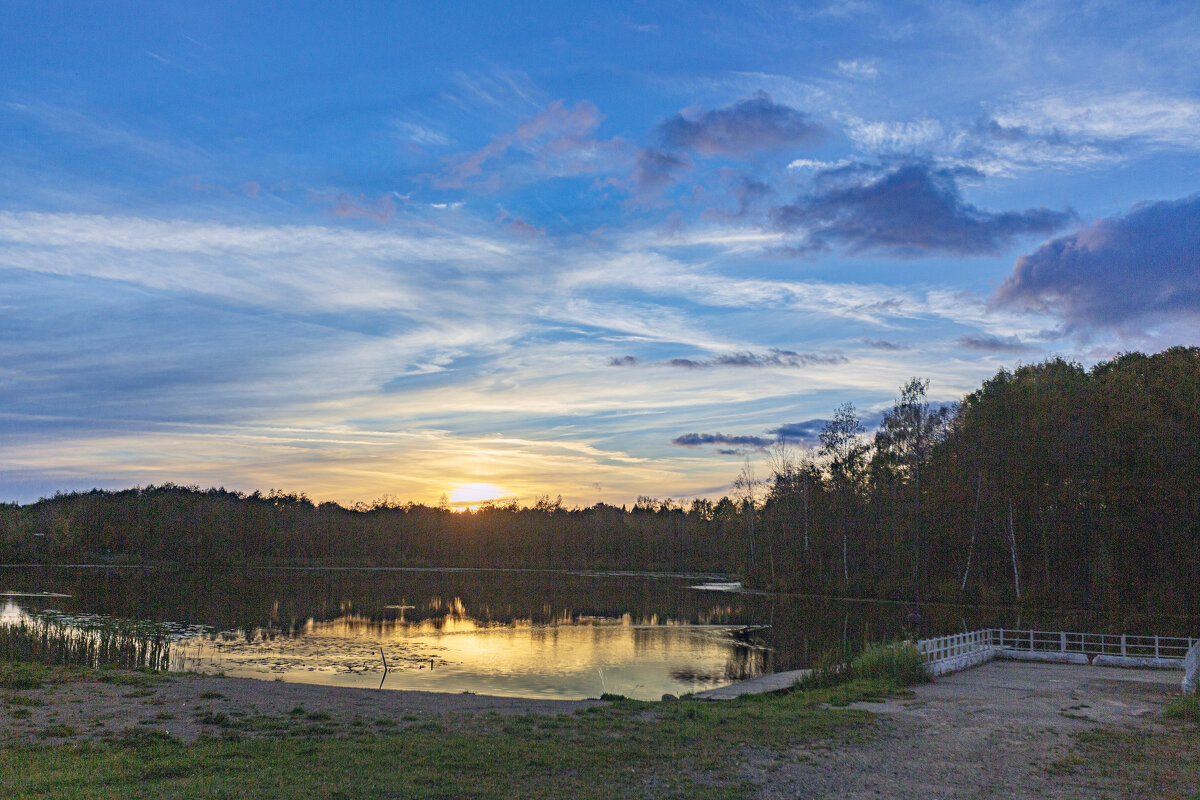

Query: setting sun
left=448, top=483, right=510, bottom=510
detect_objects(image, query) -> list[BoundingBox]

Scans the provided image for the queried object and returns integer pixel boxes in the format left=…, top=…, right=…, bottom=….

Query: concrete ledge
left=927, top=648, right=995, bottom=677
left=997, top=649, right=1089, bottom=665
left=1183, top=642, right=1198, bottom=694
left=1092, top=654, right=1184, bottom=670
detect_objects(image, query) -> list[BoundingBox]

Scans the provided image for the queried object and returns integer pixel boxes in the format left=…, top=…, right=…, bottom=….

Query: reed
left=0, top=615, right=171, bottom=671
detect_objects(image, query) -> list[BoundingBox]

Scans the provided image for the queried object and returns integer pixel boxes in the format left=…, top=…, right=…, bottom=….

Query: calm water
left=2, top=566, right=1195, bottom=700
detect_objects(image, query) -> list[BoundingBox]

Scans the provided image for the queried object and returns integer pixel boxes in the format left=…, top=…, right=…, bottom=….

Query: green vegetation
left=1166, top=694, right=1200, bottom=723
left=795, top=641, right=929, bottom=696
left=0, top=615, right=170, bottom=671
left=1054, top=724, right=1200, bottom=799
left=2, top=346, right=1197, bottom=612
left=0, top=660, right=166, bottom=692
left=0, top=669, right=910, bottom=800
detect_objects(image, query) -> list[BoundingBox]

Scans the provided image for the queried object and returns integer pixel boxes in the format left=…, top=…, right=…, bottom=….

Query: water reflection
left=4, top=565, right=1197, bottom=701
left=174, top=603, right=767, bottom=700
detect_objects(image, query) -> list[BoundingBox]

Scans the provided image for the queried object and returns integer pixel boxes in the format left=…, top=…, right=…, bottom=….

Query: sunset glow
left=448, top=483, right=512, bottom=510
left=2, top=3, right=1198, bottom=506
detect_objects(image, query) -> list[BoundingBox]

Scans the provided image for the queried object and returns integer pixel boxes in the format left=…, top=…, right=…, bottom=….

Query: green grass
left=1166, top=694, right=1200, bottom=723
left=794, top=641, right=929, bottom=693
left=0, top=661, right=167, bottom=691
left=0, top=679, right=901, bottom=800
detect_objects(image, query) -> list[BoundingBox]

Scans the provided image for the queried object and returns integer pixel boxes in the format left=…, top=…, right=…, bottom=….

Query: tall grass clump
left=795, top=641, right=930, bottom=691
left=850, top=641, right=930, bottom=685
left=0, top=615, right=171, bottom=671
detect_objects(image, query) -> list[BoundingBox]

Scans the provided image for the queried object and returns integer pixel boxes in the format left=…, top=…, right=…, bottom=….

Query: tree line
left=2, top=346, right=1197, bottom=613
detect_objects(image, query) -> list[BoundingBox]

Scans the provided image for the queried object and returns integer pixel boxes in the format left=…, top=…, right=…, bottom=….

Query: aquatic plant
left=0, top=614, right=171, bottom=671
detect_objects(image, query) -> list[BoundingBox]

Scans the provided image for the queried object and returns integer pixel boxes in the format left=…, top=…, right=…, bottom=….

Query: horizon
left=3, top=2, right=1199, bottom=508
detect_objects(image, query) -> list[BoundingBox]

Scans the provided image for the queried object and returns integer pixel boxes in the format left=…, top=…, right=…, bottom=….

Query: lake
left=2, top=565, right=1195, bottom=700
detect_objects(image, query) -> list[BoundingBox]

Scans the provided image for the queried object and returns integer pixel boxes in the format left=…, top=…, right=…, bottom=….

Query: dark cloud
left=656, top=91, right=825, bottom=157
left=995, top=194, right=1200, bottom=330
left=608, top=355, right=638, bottom=366
left=766, top=419, right=827, bottom=444
left=858, top=338, right=911, bottom=351
left=955, top=334, right=1034, bottom=354
left=666, top=349, right=847, bottom=369
left=716, top=174, right=777, bottom=219
left=633, top=147, right=691, bottom=193
left=772, top=163, right=1074, bottom=257
left=672, top=432, right=773, bottom=449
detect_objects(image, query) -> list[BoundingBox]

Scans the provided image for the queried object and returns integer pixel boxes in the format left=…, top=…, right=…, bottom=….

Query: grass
left=794, top=640, right=929, bottom=693
left=0, top=641, right=938, bottom=799
left=0, top=667, right=917, bottom=800
left=0, top=661, right=168, bottom=692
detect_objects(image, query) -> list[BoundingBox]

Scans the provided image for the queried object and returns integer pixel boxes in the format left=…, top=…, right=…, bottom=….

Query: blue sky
left=3, top=1, right=1199, bottom=507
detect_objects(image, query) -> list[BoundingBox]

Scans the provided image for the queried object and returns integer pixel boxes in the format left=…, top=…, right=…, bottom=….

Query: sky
left=2, top=1, right=1199, bottom=509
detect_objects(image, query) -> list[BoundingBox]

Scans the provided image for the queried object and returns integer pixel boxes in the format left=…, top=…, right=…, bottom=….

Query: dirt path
left=747, top=661, right=1182, bottom=798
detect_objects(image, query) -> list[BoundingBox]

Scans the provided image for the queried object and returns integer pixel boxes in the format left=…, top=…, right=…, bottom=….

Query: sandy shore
left=2, top=671, right=601, bottom=743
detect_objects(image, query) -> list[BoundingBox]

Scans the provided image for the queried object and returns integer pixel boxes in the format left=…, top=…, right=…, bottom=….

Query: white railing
left=917, top=629, right=1198, bottom=678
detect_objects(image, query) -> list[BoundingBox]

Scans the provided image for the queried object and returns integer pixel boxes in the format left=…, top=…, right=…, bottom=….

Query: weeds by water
left=794, top=640, right=929, bottom=692
left=0, top=616, right=170, bottom=671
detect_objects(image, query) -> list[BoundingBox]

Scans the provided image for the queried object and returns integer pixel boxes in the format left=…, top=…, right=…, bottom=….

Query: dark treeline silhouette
left=2, top=347, right=1197, bottom=613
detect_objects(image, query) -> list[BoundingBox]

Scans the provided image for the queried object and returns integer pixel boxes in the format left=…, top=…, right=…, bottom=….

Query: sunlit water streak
left=171, top=610, right=766, bottom=700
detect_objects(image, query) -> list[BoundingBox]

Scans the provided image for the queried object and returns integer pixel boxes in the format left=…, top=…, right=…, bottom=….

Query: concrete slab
left=693, top=668, right=811, bottom=699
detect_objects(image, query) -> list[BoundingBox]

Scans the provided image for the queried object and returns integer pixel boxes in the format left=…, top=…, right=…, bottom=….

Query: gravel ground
left=744, top=660, right=1183, bottom=799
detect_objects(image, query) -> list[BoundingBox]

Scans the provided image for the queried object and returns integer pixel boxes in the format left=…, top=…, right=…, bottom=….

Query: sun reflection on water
left=173, top=599, right=767, bottom=700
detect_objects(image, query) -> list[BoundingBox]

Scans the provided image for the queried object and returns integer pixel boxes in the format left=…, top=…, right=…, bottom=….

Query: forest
left=2, top=346, right=1197, bottom=614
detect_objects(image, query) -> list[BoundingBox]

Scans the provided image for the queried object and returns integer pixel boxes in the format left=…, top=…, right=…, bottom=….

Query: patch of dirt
left=742, top=661, right=1183, bottom=799
left=0, top=672, right=599, bottom=743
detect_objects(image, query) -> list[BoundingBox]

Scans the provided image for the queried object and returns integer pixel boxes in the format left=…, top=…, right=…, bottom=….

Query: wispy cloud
left=436, top=100, right=624, bottom=190
left=665, top=349, right=847, bottom=368
left=835, top=59, right=879, bottom=79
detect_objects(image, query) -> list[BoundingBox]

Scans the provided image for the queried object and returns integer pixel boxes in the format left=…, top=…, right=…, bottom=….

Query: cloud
left=672, top=432, right=773, bottom=449
left=994, top=91, right=1200, bottom=149
left=437, top=100, right=615, bottom=189
left=312, top=192, right=397, bottom=223
left=765, top=419, right=827, bottom=444
left=835, top=59, right=879, bottom=79
left=713, top=174, right=776, bottom=219
left=995, top=195, right=1200, bottom=330
left=655, top=91, right=825, bottom=157
left=608, top=355, right=638, bottom=366
left=844, top=118, right=943, bottom=152
left=771, top=162, right=1074, bottom=257
left=858, top=338, right=911, bottom=351
left=496, top=207, right=545, bottom=238
left=632, top=148, right=691, bottom=193
left=665, top=349, right=847, bottom=368
left=955, top=334, right=1034, bottom=353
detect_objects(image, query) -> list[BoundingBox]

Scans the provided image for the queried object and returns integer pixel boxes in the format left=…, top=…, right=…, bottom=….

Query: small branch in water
left=378, top=647, right=389, bottom=690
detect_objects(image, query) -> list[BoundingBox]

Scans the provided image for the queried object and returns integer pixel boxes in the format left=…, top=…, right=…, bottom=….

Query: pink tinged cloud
left=436, top=100, right=609, bottom=189
left=309, top=192, right=397, bottom=223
